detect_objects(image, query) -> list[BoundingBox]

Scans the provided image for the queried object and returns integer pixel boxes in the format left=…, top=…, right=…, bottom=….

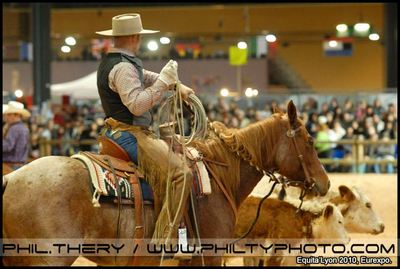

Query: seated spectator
left=306, top=112, right=319, bottom=138
left=320, top=102, right=329, bottom=116
left=372, top=98, right=383, bottom=116
left=372, top=133, right=395, bottom=173
left=315, top=123, right=331, bottom=159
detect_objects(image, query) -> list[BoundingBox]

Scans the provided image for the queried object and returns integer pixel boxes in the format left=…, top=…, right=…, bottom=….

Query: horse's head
left=273, top=100, right=330, bottom=196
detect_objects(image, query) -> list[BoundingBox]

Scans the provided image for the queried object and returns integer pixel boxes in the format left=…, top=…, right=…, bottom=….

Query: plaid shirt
left=3, top=121, right=30, bottom=163
left=108, top=48, right=162, bottom=116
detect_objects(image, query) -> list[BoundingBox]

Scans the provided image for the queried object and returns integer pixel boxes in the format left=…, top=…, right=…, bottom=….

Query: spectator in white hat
left=3, top=101, right=31, bottom=171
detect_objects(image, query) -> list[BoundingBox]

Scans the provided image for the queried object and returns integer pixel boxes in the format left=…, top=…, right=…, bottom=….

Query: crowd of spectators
left=202, top=96, right=397, bottom=173
left=7, top=95, right=397, bottom=174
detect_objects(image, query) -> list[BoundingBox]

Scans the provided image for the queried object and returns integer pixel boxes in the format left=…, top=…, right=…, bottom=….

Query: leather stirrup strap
left=127, top=172, right=145, bottom=265
left=203, top=161, right=238, bottom=220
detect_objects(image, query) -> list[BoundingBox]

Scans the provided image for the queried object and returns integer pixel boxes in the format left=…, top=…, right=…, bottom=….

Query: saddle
left=77, top=134, right=215, bottom=263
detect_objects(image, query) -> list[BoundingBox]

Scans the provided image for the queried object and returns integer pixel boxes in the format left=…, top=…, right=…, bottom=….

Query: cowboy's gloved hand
left=177, top=83, right=195, bottom=101
left=158, top=60, right=178, bottom=88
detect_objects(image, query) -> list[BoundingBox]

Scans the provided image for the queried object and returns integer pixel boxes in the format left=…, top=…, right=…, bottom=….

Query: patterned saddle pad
left=72, top=154, right=153, bottom=206
left=72, top=146, right=212, bottom=207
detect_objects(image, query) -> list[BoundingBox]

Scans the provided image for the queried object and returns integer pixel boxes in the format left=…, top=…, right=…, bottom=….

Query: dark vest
left=97, top=52, right=152, bottom=126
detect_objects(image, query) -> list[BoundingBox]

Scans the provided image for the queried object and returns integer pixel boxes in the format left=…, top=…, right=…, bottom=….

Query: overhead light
left=65, top=36, right=76, bottom=46
left=252, top=89, right=259, bottom=96
left=237, top=41, right=247, bottom=49
left=220, top=88, right=229, bottom=97
left=354, top=22, right=370, bottom=32
left=160, top=37, right=170, bottom=44
left=369, top=33, right=380, bottom=41
left=336, top=24, right=348, bottom=32
left=265, top=34, right=277, bottom=43
left=61, top=45, right=71, bottom=53
left=245, top=87, right=253, bottom=97
left=15, top=89, right=24, bottom=98
left=328, top=40, right=338, bottom=48
left=147, top=40, right=159, bottom=51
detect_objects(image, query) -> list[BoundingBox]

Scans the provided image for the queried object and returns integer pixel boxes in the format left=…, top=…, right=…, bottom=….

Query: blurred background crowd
left=9, top=95, right=397, bottom=174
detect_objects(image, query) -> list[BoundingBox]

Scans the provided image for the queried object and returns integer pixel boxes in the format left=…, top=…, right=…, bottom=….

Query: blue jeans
left=104, top=128, right=138, bottom=164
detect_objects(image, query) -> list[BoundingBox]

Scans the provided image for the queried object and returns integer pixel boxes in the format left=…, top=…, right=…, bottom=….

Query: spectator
left=373, top=133, right=395, bottom=173
left=30, top=123, right=40, bottom=159
left=319, top=102, right=329, bottom=117
left=372, top=98, right=383, bottom=116
left=315, top=123, right=331, bottom=160
left=306, top=112, right=319, bottom=137
left=328, top=97, right=339, bottom=112
left=3, top=101, right=31, bottom=171
left=343, top=98, right=354, bottom=113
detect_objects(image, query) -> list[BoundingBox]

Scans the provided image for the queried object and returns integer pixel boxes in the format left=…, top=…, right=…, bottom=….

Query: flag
left=248, top=36, right=268, bottom=58
left=323, top=37, right=353, bottom=57
left=229, top=46, right=247, bottom=66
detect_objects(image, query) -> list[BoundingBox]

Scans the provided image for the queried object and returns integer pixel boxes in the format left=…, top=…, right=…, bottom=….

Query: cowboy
left=3, top=101, right=31, bottom=171
left=95, top=14, right=194, bottom=247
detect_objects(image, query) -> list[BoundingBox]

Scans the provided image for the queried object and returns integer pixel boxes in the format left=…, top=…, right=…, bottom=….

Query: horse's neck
left=233, top=119, right=280, bottom=207
left=236, top=160, right=264, bottom=206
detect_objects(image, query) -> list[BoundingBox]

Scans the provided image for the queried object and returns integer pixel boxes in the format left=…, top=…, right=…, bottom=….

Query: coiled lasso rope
left=157, top=82, right=208, bottom=145
left=157, top=82, right=207, bottom=265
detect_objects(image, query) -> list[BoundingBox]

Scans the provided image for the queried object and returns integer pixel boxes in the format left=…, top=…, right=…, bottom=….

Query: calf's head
left=312, top=204, right=350, bottom=244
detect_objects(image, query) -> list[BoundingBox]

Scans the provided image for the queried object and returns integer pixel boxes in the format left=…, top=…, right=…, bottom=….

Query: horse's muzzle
left=308, top=179, right=329, bottom=197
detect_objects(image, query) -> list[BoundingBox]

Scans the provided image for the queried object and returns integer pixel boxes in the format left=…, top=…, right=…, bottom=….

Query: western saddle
left=81, top=135, right=147, bottom=264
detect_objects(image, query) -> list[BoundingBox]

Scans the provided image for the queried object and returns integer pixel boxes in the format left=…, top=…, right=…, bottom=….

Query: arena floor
left=72, top=173, right=397, bottom=266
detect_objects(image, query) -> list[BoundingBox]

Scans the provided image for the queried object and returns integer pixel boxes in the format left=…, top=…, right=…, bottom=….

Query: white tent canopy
left=51, top=71, right=99, bottom=99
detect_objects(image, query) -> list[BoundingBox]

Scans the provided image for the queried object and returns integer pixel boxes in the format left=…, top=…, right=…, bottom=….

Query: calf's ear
left=338, top=185, right=355, bottom=201
left=323, top=205, right=334, bottom=219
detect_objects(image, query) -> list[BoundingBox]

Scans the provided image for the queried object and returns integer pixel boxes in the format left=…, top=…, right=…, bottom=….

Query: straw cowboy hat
left=96, top=13, right=159, bottom=36
left=3, top=101, right=31, bottom=118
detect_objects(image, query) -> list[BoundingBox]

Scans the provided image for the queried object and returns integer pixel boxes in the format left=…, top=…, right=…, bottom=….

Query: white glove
left=158, top=60, right=178, bottom=87
left=177, top=83, right=195, bottom=101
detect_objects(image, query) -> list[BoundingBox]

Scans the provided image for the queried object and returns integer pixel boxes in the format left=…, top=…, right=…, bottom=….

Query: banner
left=229, top=46, right=248, bottom=66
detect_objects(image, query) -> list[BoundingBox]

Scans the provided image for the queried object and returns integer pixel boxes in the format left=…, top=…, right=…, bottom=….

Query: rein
left=210, top=122, right=318, bottom=243
left=231, top=181, right=278, bottom=244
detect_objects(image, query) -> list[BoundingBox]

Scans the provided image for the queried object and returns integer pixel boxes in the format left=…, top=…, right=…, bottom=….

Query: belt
left=104, top=118, right=150, bottom=131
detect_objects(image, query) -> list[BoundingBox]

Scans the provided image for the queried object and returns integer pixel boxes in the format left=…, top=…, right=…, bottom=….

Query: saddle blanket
left=71, top=154, right=153, bottom=207
left=71, top=146, right=212, bottom=206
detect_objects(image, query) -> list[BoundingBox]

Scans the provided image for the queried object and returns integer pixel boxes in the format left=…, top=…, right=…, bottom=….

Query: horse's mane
left=191, top=113, right=284, bottom=200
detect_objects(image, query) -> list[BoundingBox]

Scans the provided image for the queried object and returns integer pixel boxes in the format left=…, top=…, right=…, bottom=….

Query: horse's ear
left=272, top=105, right=282, bottom=114
left=287, top=100, right=297, bottom=127
left=338, top=185, right=355, bottom=201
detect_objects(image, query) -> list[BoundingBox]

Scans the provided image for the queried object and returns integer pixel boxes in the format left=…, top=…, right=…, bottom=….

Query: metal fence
left=37, top=138, right=397, bottom=174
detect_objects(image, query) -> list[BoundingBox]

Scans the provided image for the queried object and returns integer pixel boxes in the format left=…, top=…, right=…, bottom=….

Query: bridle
left=232, top=124, right=319, bottom=243
left=265, top=125, right=317, bottom=196
left=284, top=125, right=316, bottom=191
left=279, top=124, right=318, bottom=211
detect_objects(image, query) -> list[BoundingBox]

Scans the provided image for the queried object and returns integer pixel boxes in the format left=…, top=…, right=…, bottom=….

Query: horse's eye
left=338, top=220, right=343, bottom=224
left=366, top=203, right=372, bottom=208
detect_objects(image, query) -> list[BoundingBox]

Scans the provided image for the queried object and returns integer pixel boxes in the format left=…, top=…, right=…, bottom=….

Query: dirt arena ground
left=72, top=173, right=397, bottom=266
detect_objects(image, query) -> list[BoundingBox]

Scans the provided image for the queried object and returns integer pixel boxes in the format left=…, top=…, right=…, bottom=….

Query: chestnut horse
left=2, top=101, right=330, bottom=266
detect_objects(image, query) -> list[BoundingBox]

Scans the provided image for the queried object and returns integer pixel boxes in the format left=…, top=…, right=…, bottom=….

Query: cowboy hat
left=3, top=101, right=31, bottom=118
left=96, top=13, right=159, bottom=36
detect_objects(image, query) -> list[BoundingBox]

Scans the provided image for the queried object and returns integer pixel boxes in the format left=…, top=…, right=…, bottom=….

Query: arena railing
left=37, top=138, right=397, bottom=173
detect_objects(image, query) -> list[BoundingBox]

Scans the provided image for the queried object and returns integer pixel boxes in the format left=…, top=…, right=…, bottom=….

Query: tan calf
left=233, top=197, right=349, bottom=266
